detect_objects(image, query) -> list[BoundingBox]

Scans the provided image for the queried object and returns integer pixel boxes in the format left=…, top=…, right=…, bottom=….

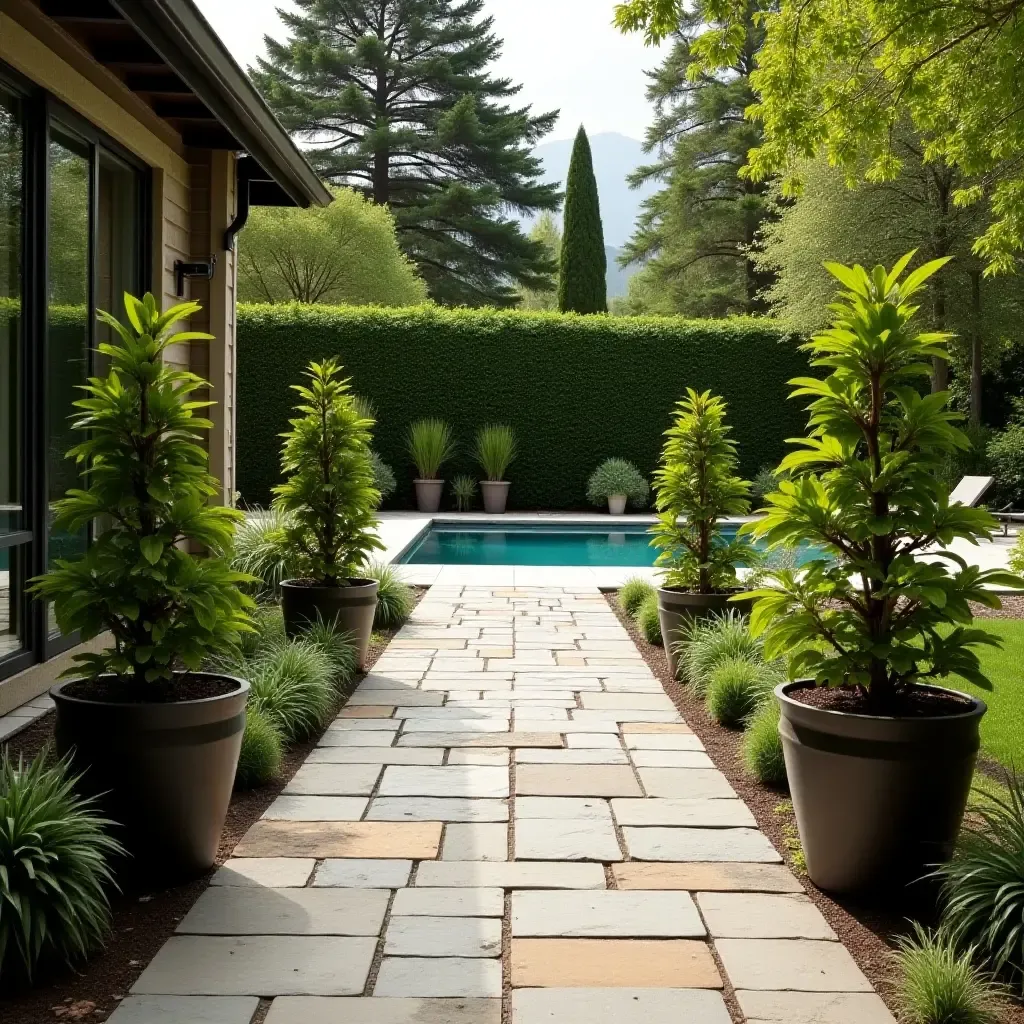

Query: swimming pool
left=397, top=522, right=824, bottom=567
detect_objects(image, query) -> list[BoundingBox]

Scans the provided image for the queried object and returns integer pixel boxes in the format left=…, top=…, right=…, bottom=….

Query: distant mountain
left=605, top=247, right=631, bottom=299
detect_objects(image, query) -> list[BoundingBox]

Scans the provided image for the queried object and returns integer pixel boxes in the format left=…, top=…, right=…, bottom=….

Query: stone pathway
left=115, top=586, right=896, bottom=1024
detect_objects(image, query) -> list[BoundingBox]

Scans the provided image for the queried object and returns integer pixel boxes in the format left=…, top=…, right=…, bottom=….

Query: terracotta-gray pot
left=657, top=586, right=754, bottom=676
left=414, top=478, right=443, bottom=513
left=608, top=494, right=627, bottom=515
left=281, top=577, right=379, bottom=669
left=777, top=680, right=985, bottom=894
left=51, top=673, right=248, bottom=878
left=480, top=480, right=510, bottom=514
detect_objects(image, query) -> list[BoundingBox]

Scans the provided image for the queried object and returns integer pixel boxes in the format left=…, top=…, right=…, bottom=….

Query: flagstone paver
left=128, top=584, right=889, bottom=1021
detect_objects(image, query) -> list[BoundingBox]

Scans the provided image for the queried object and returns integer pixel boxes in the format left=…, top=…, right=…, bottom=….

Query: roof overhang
left=37, top=0, right=331, bottom=209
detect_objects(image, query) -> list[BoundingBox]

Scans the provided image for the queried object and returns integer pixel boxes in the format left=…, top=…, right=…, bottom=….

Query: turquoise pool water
left=398, top=522, right=823, bottom=567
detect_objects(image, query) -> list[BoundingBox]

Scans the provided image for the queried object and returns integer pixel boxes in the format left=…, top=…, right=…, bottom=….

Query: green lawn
left=950, top=619, right=1024, bottom=770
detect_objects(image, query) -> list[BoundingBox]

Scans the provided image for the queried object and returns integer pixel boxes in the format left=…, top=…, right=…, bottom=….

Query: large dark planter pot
left=414, top=478, right=443, bottom=513
left=777, top=680, right=986, bottom=894
left=656, top=586, right=753, bottom=676
left=281, top=577, right=379, bottom=669
left=50, top=673, right=248, bottom=878
left=480, top=480, right=510, bottom=514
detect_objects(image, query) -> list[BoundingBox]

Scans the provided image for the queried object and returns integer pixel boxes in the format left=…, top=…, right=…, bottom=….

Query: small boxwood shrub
left=742, top=701, right=788, bottom=787
left=619, top=577, right=655, bottom=617
left=705, top=657, right=772, bottom=727
left=637, top=592, right=662, bottom=645
left=235, top=705, right=284, bottom=789
left=237, top=305, right=806, bottom=508
left=586, top=458, right=649, bottom=508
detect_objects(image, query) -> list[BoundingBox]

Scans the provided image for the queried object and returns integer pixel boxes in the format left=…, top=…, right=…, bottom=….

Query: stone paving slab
left=515, top=764, right=642, bottom=797
left=697, top=892, right=836, bottom=939
left=212, top=858, right=315, bottom=887
left=625, top=733, right=703, bottom=749
left=264, top=997, right=502, bottom=1024
left=611, top=798, right=756, bottom=828
left=176, top=887, right=389, bottom=936
left=374, top=957, right=502, bottom=997
left=235, top=820, right=442, bottom=859
left=284, top=764, right=383, bottom=796
left=318, top=732, right=406, bottom=747
left=623, top=827, right=782, bottom=863
left=511, top=939, right=722, bottom=989
left=735, top=991, right=897, bottom=1024
left=511, top=988, right=732, bottom=1024
left=443, top=822, right=509, bottom=861
left=629, top=750, right=716, bottom=768
left=384, top=915, right=502, bottom=957
left=515, top=797, right=611, bottom=819
left=416, top=860, right=607, bottom=889
left=313, top=859, right=413, bottom=888
left=398, top=732, right=564, bottom=747
left=716, top=939, right=873, bottom=992
left=338, top=705, right=397, bottom=718
left=511, top=890, right=704, bottom=938
left=612, top=862, right=803, bottom=892
left=514, top=748, right=629, bottom=764
left=637, top=768, right=737, bottom=799
left=392, top=887, right=505, bottom=917
left=264, top=796, right=369, bottom=821
left=367, top=797, right=509, bottom=822
left=132, top=936, right=377, bottom=995
left=378, top=765, right=510, bottom=798
left=447, top=748, right=510, bottom=765
left=107, top=996, right=260, bottom=1023
left=514, top=817, right=621, bottom=861
left=306, top=747, right=444, bottom=765
left=564, top=733, right=625, bottom=748
left=324, top=719, right=401, bottom=731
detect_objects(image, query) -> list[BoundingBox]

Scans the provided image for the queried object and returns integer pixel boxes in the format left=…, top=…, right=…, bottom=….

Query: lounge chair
left=947, top=475, right=994, bottom=508
left=995, top=502, right=1024, bottom=537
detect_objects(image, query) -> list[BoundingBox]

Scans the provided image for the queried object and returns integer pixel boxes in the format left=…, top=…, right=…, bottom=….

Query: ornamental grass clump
left=637, top=592, right=662, bottom=645
left=476, top=424, right=518, bottom=481
left=29, top=293, right=254, bottom=685
left=678, top=611, right=763, bottom=694
left=235, top=705, right=284, bottom=789
left=274, top=358, right=382, bottom=586
left=705, top=657, right=774, bottom=728
left=651, top=389, right=753, bottom=593
left=743, top=254, right=1022, bottom=713
left=587, top=458, right=649, bottom=508
left=232, top=506, right=295, bottom=598
left=365, top=562, right=414, bottom=630
left=0, top=751, right=122, bottom=982
left=407, top=418, right=457, bottom=479
left=248, top=640, right=334, bottom=742
left=452, top=474, right=476, bottom=511
left=742, top=701, right=788, bottom=787
left=619, top=577, right=655, bottom=617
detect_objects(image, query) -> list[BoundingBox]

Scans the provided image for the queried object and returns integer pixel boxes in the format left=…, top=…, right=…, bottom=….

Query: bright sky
left=193, top=0, right=664, bottom=142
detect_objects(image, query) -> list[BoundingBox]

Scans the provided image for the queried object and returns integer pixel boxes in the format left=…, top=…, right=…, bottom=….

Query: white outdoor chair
left=947, top=475, right=994, bottom=508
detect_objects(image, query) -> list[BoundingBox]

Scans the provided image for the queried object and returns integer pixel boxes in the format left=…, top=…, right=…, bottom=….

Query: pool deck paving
left=118, top=585, right=896, bottom=1024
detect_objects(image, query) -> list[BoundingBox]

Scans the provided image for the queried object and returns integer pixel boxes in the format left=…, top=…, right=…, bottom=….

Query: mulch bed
left=606, top=591, right=1024, bottom=1024
left=0, top=590, right=425, bottom=1023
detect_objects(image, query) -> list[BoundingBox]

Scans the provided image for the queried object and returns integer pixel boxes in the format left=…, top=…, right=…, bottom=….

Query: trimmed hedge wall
left=236, top=304, right=808, bottom=511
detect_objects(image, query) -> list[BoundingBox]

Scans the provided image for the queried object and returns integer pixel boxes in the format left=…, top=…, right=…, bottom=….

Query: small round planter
left=607, top=494, right=627, bottom=515
left=281, top=577, right=379, bottom=669
left=51, top=672, right=248, bottom=878
left=776, top=680, right=985, bottom=894
left=414, top=478, right=444, bottom=513
left=480, top=480, right=510, bottom=514
left=657, top=587, right=753, bottom=676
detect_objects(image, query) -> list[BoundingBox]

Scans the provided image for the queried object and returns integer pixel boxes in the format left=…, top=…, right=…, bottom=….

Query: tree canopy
left=238, top=187, right=427, bottom=307
left=558, top=126, right=607, bottom=314
left=253, top=0, right=560, bottom=306
left=518, top=212, right=561, bottom=311
left=614, top=0, right=1024, bottom=276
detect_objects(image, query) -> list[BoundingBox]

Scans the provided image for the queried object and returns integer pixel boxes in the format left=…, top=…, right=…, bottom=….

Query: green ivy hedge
left=237, top=304, right=808, bottom=510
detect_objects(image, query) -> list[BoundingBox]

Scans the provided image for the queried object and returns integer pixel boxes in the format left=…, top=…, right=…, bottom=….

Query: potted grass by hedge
left=587, top=458, right=649, bottom=514
left=476, top=424, right=517, bottom=514
left=29, top=294, right=254, bottom=877
left=744, top=254, right=1023, bottom=894
left=407, top=418, right=456, bottom=513
left=650, top=389, right=755, bottom=675
left=275, top=358, right=383, bottom=668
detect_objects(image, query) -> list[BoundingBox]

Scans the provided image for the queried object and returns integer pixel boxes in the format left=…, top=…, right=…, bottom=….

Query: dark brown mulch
left=972, top=594, right=1024, bottom=619
left=605, top=591, right=1024, bottom=1024
left=791, top=683, right=974, bottom=717
left=62, top=673, right=239, bottom=704
left=0, top=589, right=425, bottom=1023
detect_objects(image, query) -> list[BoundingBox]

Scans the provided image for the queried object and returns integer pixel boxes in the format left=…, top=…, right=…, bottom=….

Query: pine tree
left=253, top=0, right=560, bottom=307
left=558, top=127, right=607, bottom=314
left=620, top=3, right=772, bottom=317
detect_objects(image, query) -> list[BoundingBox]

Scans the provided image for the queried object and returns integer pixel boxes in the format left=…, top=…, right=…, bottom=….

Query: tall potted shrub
left=476, top=424, right=517, bottom=514
left=30, top=294, right=254, bottom=877
left=407, top=418, right=456, bottom=512
left=276, top=358, right=383, bottom=668
left=650, top=390, right=754, bottom=674
left=746, top=255, right=1023, bottom=893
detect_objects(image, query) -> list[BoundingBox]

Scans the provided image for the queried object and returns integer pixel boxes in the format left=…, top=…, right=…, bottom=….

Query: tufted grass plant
left=0, top=751, right=123, bottom=983
left=933, top=773, right=1024, bottom=991
left=452, top=474, right=477, bottom=511
left=407, top=418, right=457, bottom=479
left=235, top=705, right=284, bottom=789
left=619, top=577, right=656, bottom=617
left=248, top=639, right=334, bottom=742
left=232, top=506, right=294, bottom=597
left=300, top=615, right=359, bottom=688
left=475, top=424, right=518, bottom=481
left=678, top=611, right=763, bottom=693
left=895, top=923, right=1003, bottom=1024
left=705, top=657, right=775, bottom=728
left=637, top=592, right=662, bottom=645
left=237, top=602, right=287, bottom=662
left=742, top=700, right=788, bottom=787
left=365, top=562, right=414, bottom=630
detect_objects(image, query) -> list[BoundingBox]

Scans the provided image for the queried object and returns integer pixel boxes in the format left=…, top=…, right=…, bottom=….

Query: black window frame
left=0, top=60, right=152, bottom=680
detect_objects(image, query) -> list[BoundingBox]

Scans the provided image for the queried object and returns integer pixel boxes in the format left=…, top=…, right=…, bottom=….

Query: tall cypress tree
left=558, top=126, right=607, bottom=314
left=253, top=0, right=560, bottom=307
